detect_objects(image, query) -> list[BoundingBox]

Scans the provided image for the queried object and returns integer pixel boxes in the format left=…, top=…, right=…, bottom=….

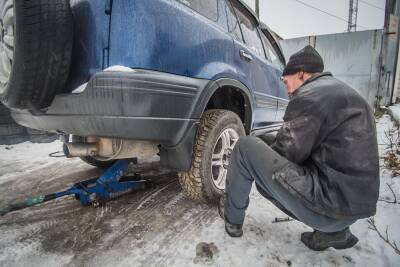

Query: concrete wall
left=387, top=0, right=400, bottom=104
left=280, top=30, right=383, bottom=108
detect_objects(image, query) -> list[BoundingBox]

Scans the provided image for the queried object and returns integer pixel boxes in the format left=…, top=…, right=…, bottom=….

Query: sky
left=242, top=0, right=386, bottom=39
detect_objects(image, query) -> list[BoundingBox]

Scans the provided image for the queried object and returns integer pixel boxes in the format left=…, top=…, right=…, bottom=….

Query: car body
left=11, top=0, right=288, bottom=173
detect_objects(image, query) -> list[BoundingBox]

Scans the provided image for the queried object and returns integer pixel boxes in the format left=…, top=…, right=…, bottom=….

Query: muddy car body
left=0, top=0, right=287, bottom=202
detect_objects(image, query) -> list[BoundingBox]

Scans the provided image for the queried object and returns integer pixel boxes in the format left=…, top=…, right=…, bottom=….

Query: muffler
left=63, top=143, right=97, bottom=157
left=63, top=137, right=159, bottom=162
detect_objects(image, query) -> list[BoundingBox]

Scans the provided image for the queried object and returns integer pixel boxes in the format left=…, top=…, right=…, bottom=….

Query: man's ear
left=298, top=71, right=305, bottom=81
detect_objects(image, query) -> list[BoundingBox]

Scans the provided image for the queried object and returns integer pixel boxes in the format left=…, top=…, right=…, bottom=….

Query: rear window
left=225, top=0, right=243, bottom=42
left=178, top=0, right=219, bottom=21
left=260, top=32, right=284, bottom=70
left=231, top=0, right=265, bottom=58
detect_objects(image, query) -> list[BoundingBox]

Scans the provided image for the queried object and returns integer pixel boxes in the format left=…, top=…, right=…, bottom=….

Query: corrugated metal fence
left=280, top=30, right=383, bottom=108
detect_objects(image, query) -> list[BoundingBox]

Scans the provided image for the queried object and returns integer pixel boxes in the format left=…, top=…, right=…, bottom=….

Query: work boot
left=224, top=220, right=243, bottom=238
left=218, top=194, right=243, bottom=238
left=301, top=227, right=359, bottom=251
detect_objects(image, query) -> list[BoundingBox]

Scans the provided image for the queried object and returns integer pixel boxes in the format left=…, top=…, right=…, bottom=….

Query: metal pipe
left=63, top=143, right=98, bottom=158
left=95, top=139, right=159, bottom=162
left=64, top=137, right=159, bottom=162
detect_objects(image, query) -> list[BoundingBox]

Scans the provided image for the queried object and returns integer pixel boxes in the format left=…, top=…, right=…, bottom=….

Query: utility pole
left=347, top=0, right=359, bottom=32
left=255, top=0, right=260, bottom=18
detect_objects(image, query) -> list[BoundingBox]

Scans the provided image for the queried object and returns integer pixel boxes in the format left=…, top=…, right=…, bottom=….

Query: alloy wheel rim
left=0, top=0, right=14, bottom=91
left=211, top=128, right=240, bottom=190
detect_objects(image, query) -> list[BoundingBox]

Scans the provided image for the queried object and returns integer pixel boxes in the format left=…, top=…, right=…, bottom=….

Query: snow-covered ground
left=0, top=115, right=399, bottom=266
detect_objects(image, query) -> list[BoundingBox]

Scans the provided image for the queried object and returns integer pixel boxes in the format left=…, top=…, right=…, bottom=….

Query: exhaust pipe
left=63, top=137, right=159, bottom=162
left=63, top=142, right=98, bottom=158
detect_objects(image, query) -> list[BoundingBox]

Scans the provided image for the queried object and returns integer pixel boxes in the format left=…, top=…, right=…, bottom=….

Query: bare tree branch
left=367, top=218, right=400, bottom=255
left=378, top=183, right=399, bottom=204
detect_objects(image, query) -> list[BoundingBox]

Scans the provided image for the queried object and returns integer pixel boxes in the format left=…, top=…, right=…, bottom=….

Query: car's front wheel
left=178, top=109, right=245, bottom=203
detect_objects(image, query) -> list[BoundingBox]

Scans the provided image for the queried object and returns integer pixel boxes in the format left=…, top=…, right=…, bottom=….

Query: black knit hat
left=282, top=45, right=324, bottom=76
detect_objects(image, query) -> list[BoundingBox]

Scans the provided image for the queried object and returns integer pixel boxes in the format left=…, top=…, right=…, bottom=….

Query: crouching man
left=220, top=45, right=379, bottom=251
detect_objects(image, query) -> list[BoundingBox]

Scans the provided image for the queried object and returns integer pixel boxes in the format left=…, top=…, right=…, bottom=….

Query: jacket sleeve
left=271, top=95, right=324, bottom=164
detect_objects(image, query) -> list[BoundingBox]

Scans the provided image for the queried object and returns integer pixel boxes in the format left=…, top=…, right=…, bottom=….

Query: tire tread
left=1, top=0, right=73, bottom=109
left=178, top=110, right=244, bottom=203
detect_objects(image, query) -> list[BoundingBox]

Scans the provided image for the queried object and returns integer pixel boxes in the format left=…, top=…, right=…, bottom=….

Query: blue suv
left=0, top=0, right=287, bottom=203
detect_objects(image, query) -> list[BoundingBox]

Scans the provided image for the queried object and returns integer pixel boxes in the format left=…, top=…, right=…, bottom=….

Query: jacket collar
left=292, top=72, right=332, bottom=97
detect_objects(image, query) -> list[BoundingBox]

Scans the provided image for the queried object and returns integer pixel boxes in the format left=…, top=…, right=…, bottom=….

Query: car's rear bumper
left=12, top=69, right=209, bottom=145
left=13, top=112, right=198, bottom=147
left=12, top=69, right=212, bottom=170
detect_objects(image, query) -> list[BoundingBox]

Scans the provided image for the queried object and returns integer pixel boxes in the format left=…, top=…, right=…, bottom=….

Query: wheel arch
left=193, top=78, right=254, bottom=134
left=160, top=78, right=254, bottom=172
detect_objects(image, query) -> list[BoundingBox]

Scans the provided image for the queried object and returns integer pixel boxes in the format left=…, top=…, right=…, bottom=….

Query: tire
left=0, top=123, right=24, bottom=136
left=26, top=127, right=46, bottom=135
left=0, top=114, right=13, bottom=124
left=0, top=124, right=27, bottom=145
left=78, top=156, right=117, bottom=169
left=71, top=136, right=117, bottom=169
left=0, top=0, right=73, bottom=109
left=0, top=103, right=9, bottom=114
left=178, top=110, right=246, bottom=203
left=25, top=127, right=57, bottom=143
left=0, top=103, right=12, bottom=124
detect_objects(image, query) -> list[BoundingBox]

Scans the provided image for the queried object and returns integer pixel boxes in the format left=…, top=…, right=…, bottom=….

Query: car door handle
left=240, top=50, right=253, bottom=62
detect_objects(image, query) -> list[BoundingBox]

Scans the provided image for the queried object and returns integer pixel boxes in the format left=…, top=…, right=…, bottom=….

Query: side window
left=260, top=32, right=284, bottom=70
left=225, top=0, right=243, bottom=42
left=178, top=0, right=219, bottom=21
left=230, top=0, right=265, bottom=58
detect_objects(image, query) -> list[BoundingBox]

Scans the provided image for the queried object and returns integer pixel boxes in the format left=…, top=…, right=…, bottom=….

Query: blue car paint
left=67, top=0, right=111, bottom=92
left=109, top=0, right=237, bottom=79
left=67, top=0, right=288, bottom=127
left=10, top=0, right=290, bottom=172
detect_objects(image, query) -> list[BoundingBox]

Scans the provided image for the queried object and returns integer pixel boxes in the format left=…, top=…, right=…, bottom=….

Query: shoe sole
left=225, top=225, right=243, bottom=238
left=302, top=235, right=359, bottom=251
left=332, top=235, right=359, bottom=250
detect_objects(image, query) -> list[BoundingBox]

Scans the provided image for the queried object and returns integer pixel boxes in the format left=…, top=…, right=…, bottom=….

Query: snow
left=0, top=115, right=399, bottom=266
left=104, top=66, right=137, bottom=73
left=71, top=66, right=136, bottom=94
left=71, top=82, right=88, bottom=94
left=389, top=104, right=400, bottom=123
left=0, top=141, right=65, bottom=182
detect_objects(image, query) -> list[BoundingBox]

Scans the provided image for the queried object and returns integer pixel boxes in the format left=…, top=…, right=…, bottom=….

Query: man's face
left=282, top=71, right=306, bottom=97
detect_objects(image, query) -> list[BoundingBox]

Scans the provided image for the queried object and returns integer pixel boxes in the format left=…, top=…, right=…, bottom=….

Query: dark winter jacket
left=271, top=72, right=380, bottom=220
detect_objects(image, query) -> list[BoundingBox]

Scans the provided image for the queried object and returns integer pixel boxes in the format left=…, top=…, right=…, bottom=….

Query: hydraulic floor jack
left=0, top=160, right=153, bottom=216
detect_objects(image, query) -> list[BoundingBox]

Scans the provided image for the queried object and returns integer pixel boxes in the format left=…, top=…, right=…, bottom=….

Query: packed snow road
left=0, top=115, right=399, bottom=266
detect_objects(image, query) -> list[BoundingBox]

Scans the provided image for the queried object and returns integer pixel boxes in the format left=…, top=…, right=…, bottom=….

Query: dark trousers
left=224, top=136, right=356, bottom=233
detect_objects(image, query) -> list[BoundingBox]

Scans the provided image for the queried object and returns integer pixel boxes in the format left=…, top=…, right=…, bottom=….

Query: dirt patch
left=193, top=242, right=219, bottom=265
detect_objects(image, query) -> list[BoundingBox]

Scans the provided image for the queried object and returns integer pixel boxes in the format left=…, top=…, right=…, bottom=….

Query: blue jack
left=0, top=160, right=151, bottom=216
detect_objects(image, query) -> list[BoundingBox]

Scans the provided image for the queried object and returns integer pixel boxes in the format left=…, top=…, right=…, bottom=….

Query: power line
left=359, top=0, right=385, bottom=11
left=290, top=0, right=368, bottom=29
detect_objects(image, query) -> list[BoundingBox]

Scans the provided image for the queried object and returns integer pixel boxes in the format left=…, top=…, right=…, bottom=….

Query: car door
left=227, top=0, right=278, bottom=129
left=259, top=29, right=289, bottom=121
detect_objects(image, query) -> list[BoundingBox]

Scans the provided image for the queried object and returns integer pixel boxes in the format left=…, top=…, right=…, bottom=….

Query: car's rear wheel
left=0, top=0, right=73, bottom=109
left=178, top=109, right=245, bottom=203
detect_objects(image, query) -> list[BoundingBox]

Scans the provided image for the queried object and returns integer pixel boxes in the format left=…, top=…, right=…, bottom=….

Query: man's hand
left=258, top=132, right=277, bottom=145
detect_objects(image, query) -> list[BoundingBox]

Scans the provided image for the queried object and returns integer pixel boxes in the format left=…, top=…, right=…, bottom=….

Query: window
left=225, top=0, right=243, bottom=42
left=231, top=0, right=265, bottom=58
left=260, top=32, right=284, bottom=70
left=178, top=0, right=219, bottom=21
